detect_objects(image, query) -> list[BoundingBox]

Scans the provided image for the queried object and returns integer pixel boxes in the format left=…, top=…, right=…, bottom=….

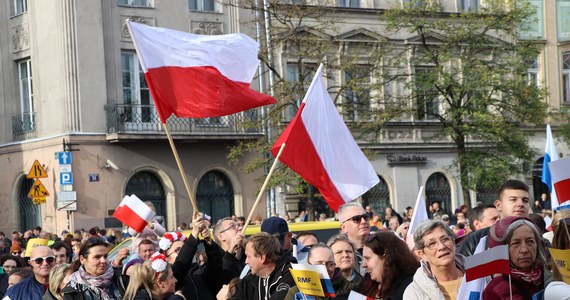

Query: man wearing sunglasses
left=338, top=202, right=370, bottom=275
left=4, top=245, right=54, bottom=300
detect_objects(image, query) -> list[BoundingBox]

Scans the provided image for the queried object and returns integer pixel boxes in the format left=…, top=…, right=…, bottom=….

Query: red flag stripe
left=466, top=259, right=510, bottom=282
left=554, top=178, right=570, bottom=204
left=145, top=66, right=276, bottom=122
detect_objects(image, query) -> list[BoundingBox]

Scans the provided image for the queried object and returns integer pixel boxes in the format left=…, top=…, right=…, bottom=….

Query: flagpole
left=508, top=274, right=513, bottom=300
left=161, top=122, right=199, bottom=212
left=242, top=143, right=286, bottom=233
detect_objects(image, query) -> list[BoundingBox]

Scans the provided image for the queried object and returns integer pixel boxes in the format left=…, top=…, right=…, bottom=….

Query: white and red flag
left=464, top=244, right=510, bottom=282
left=548, top=157, right=570, bottom=205
left=113, top=195, right=155, bottom=233
left=127, top=21, right=276, bottom=123
left=271, top=64, right=379, bottom=212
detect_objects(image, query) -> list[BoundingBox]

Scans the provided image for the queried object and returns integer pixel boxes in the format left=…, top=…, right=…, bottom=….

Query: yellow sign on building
left=28, top=180, right=49, bottom=198
left=27, top=160, right=48, bottom=179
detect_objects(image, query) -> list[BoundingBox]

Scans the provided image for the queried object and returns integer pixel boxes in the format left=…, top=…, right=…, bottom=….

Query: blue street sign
left=58, top=152, right=72, bottom=165
left=60, top=172, right=73, bottom=185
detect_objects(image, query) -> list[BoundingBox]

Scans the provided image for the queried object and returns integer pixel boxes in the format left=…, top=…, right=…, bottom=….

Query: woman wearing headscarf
left=483, top=216, right=548, bottom=300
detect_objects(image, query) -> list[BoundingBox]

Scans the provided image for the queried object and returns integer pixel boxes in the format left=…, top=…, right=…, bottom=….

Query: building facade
left=0, top=0, right=568, bottom=234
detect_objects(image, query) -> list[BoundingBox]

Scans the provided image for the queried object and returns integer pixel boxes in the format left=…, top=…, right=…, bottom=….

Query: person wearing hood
left=229, top=232, right=296, bottom=300
left=404, top=219, right=465, bottom=300
left=483, top=216, right=548, bottom=300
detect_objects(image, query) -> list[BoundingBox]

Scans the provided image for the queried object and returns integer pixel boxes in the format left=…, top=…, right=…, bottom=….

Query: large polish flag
left=406, top=186, right=428, bottom=250
left=548, top=157, right=570, bottom=206
left=271, top=64, right=379, bottom=212
left=127, top=21, right=276, bottom=123
left=464, top=244, right=510, bottom=282
left=542, top=125, right=560, bottom=209
left=113, top=195, right=156, bottom=233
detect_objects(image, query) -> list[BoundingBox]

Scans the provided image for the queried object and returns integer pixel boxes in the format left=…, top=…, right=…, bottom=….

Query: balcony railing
left=12, top=112, right=37, bottom=141
left=105, top=104, right=262, bottom=135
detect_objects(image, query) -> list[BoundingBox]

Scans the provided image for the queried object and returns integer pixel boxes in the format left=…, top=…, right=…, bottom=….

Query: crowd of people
left=0, top=179, right=568, bottom=299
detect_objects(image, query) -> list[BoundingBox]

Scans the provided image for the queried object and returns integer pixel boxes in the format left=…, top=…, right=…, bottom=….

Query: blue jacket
left=3, top=275, right=45, bottom=300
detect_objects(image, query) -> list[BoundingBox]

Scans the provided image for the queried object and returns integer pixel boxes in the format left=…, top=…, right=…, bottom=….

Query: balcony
left=12, top=112, right=37, bottom=141
left=105, top=104, right=263, bottom=142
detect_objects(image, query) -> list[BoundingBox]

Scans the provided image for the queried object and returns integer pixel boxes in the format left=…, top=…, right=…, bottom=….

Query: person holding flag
left=483, top=216, right=548, bottom=299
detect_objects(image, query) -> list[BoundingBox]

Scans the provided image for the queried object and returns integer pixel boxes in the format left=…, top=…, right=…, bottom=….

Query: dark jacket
left=171, top=235, right=215, bottom=300
left=4, top=275, right=45, bottom=300
left=458, top=227, right=490, bottom=256
left=230, top=252, right=297, bottom=300
left=61, top=266, right=126, bottom=300
left=204, top=240, right=244, bottom=293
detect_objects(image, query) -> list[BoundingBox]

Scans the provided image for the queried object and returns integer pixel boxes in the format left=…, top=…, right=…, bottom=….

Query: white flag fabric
left=406, top=186, right=428, bottom=250
left=457, top=236, right=489, bottom=300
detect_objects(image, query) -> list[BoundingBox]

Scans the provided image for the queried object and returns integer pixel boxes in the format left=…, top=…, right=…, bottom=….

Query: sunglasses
left=31, top=256, right=55, bottom=265
left=342, top=214, right=370, bottom=225
left=11, top=251, right=21, bottom=255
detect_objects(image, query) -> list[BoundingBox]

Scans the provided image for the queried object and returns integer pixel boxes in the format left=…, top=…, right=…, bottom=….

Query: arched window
left=18, top=177, right=41, bottom=232
left=532, top=157, right=550, bottom=208
left=362, top=176, right=390, bottom=215
left=562, top=52, right=570, bottom=103
left=527, top=58, right=539, bottom=87
left=425, top=172, right=451, bottom=214
left=125, top=171, right=166, bottom=226
left=196, top=171, right=234, bottom=223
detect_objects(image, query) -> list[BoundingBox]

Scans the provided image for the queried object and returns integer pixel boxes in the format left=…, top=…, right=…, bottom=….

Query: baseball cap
left=261, top=217, right=289, bottom=245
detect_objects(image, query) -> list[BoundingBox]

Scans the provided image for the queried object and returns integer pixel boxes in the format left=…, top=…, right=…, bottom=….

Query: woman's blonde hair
left=48, top=263, right=71, bottom=300
left=122, top=261, right=171, bottom=300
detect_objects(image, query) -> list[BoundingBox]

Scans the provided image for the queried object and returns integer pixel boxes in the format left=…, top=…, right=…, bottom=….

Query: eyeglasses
left=219, top=223, right=238, bottom=234
left=423, top=236, right=453, bottom=250
left=342, top=214, right=370, bottom=225
left=11, top=251, right=21, bottom=255
left=31, top=256, right=55, bottom=265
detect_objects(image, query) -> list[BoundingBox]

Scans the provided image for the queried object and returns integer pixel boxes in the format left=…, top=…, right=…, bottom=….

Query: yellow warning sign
left=32, top=198, right=46, bottom=205
left=28, top=180, right=49, bottom=198
left=27, top=160, right=48, bottom=179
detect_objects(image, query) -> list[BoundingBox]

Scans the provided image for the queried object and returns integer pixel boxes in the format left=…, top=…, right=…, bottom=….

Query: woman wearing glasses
left=61, top=238, right=129, bottom=300
left=404, top=220, right=465, bottom=300
left=483, top=216, right=548, bottom=300
left=357, top=232, right=419, bottom=300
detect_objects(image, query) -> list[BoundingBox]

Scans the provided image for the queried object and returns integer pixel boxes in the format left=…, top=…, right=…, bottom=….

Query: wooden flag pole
left=161, top=122, right=199, bottom=212
left=241, top=143, right=286, bottom=233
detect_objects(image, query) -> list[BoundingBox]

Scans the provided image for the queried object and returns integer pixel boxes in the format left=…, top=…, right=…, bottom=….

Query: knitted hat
left=488, top=216, right=534, bottom=249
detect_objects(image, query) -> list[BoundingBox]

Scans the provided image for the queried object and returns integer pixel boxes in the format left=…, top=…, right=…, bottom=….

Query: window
left=519, top=1, right=544, bottom=39
left=121, top=52, right=154, bottom=122
left=13, top=0, right=27, bottom=15
left=527, top=58, right=539, bottom=87
left=18, top=59, right=33, bottom=116
left=118, top=0, right=152, bottom=7
left=337, top=0, right=360, bottom=7
left=414, top=66, right=439, bottom=121
left=285, top=63, right=315, bottom=121
left=558, top=0, right=570, bottom=40
left=459, top=0, right=479, bottom=12
left=189, top=0, right=218, bottom=12
left=344, top=66, right=371, bottom=121
left=563, top=53, right=570, bottom=103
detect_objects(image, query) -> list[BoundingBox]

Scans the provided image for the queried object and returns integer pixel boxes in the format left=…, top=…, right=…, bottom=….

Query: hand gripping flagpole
left=162, top=122, right=200, bottom=213
left=241, top=143, right=286, bottom=233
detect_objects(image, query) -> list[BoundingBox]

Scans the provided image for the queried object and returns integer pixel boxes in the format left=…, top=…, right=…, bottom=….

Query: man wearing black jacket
left=230, top=232, right=296, bottom=300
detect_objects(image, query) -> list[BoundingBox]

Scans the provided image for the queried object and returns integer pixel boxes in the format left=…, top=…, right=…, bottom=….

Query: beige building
left=0, top=0, right=568, bottom=233
left=0, top=0, right=266, bottom=233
